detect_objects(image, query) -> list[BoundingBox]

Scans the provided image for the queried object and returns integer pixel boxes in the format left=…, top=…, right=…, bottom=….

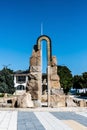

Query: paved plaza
left=0, top=107, right=87, bottom=130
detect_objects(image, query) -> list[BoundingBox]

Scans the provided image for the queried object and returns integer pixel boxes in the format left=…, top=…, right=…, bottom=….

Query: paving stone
left=0, top=111, right=17, bottom=130
left=51, top=112, right=87, bottom=127
left=17, top=112, right=45, bottom=130
left=17, top=124, right=26, bottom=130
left=34, top=112, right=72, bottom=130
left=0, top=109, right=87, bottom=130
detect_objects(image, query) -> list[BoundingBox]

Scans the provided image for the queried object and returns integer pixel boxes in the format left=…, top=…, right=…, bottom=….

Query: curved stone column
left=37, top=35, right=52, bottom=106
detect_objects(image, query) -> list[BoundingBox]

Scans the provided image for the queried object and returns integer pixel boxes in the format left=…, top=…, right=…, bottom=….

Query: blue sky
left=0, top=0, right=87, bottom=75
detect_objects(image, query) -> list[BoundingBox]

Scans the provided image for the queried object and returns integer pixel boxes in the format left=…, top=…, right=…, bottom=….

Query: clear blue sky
left=0, top=0, right=87, bottom=75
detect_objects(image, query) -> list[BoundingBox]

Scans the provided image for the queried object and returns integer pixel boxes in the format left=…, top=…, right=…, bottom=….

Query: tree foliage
left=0, top=68, right=15, bottom=94
left=57, top=65, right=73, bottom=94
left=73, top=72, right=87, bottom=90
left=73, top=75, right=83, bottom=89
left=82, top=72, right=87, bottom=89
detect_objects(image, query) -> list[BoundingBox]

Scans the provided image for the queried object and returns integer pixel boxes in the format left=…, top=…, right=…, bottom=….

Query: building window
left=16, top=76, right=26, bottom=83
left=17, top=85, right=25, bottom=90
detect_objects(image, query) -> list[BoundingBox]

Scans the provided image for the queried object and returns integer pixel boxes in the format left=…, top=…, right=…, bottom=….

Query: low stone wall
left=0, top=94, right=87, bottom=108
left=0, top=97, right=16, bottom=108
left=73, top=98, right=87, bottom=107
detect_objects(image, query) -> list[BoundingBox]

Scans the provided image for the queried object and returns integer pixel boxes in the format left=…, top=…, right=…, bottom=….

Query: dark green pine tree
left=0, top=68, right=15, bottom=94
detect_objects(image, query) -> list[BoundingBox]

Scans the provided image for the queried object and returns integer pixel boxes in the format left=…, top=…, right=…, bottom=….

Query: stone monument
left=26, top=35, right=64, bottom=107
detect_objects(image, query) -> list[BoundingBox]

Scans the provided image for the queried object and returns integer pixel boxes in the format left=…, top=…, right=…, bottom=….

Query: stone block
left=79, top=100, right=86, bottom=107
left=50, top=95, right=65, bottom=107
left=29, top=91, right=38, bottom=100
left=51, top=66, right=57, bottom=74
left=17, top=92, right=34, bottom=108
left=56, top=100, right=65, bottom=107
left=11, top=97, right=17, bottom=107
left=30, top=66, right=41, bottom=72
left=51, top=74, right=59, bottom=81
left=30, top=52, right=41, bottom=66
left=33, top=100, right=41, bottom=107
left=30, top=56, right=37, bottom=66
left=51, top=56, right=57, bottom=66
left=66, top=97, right=77, bottom=107
left=51, top=81, right=60, bottom=89
left=41, top=95, right=47, bottom=102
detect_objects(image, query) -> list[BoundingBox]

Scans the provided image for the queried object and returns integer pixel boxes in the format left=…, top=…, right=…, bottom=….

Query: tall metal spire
left=41, top=22, right=43, bottom=35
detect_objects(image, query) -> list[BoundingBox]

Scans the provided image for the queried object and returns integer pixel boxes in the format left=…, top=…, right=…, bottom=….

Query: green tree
left=57, top=65, right=73, bottom=94
left=82, top=72, right=87, bottom=92
left=0, top=67, right=15, bottom=94
left=73, top=75, right=83, bottom=90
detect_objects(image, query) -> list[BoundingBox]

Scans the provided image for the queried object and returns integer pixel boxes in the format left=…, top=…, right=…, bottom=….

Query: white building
left=14, top=70, right=29, bottom=95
